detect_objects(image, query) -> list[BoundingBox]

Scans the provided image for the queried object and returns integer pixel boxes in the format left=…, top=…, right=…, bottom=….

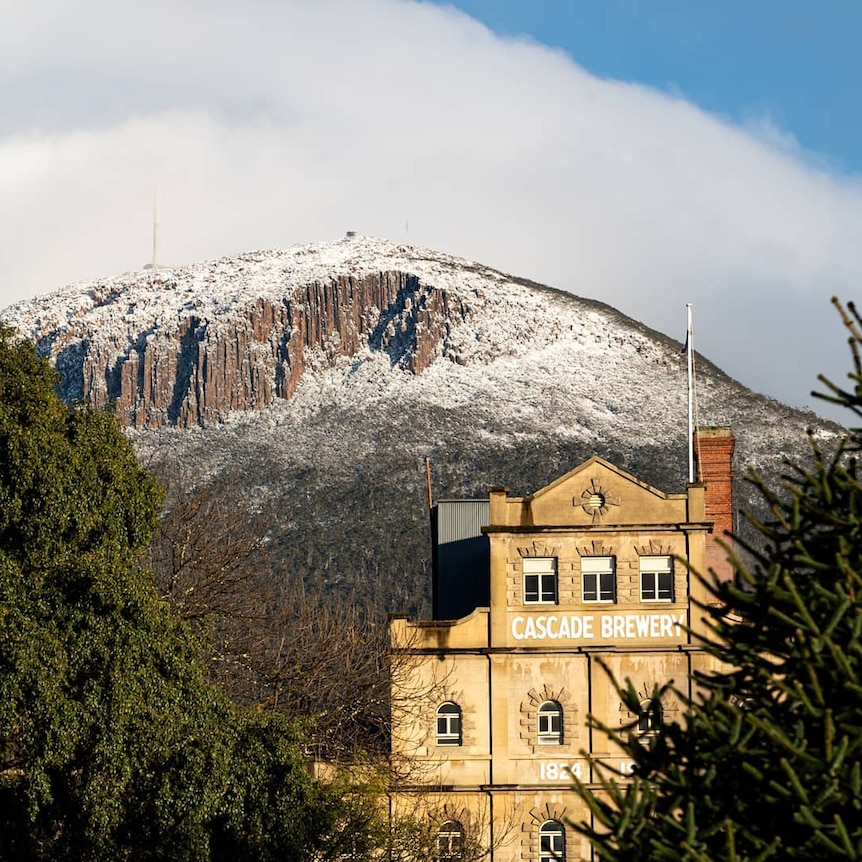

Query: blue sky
left=443, top=1, right=861, bottom=173
left=1, top=0, right=861, bottom=421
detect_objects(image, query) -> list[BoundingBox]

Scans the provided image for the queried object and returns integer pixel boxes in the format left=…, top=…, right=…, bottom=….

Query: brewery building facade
left=389, top=428, right=735, bottom=861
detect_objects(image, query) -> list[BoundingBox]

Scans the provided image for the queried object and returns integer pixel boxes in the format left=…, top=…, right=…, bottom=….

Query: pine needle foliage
left=572, top=299, right=862, bottom=861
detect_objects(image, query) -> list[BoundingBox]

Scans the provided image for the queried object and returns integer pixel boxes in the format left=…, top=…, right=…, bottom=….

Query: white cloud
left=1, top=0, right=861, bottom=419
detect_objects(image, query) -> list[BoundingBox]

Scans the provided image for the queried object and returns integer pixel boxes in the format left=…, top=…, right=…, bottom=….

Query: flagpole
left=687, top=303, right=694, bottom=484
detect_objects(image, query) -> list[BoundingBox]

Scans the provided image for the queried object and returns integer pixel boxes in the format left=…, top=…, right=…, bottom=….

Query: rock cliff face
left=2, top=237, right=843, bottom=618
left=41, top=269, right=469, bottom=429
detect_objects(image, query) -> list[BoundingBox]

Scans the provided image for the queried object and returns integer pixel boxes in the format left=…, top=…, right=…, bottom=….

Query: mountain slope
left=1, top=236, right=842, bottom=613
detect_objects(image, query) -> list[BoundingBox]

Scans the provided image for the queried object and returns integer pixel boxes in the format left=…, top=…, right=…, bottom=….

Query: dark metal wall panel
left=433, top=501, right=490, bottom=621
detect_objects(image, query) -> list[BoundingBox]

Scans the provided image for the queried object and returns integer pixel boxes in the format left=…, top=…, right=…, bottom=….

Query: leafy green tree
left=573, top=298, right=862, bottom=861
left=0, top=328, right=375, bottom=861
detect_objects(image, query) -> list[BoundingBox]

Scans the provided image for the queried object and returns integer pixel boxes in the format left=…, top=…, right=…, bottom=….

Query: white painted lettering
left=539, top=762, right=584, bottom=782
left=512, top=616, right=525, bottom=640
left=513, top=612, right=684, bottom=642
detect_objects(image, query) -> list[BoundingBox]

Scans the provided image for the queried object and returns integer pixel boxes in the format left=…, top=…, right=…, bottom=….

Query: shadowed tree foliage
left=0, top=328, right=376, bottom=861
left=572, top=298, right=862, bottom=860
left=145, top=473, right=394, bottom=760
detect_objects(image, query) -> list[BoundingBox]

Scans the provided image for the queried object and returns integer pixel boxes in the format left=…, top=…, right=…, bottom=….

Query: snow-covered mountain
left=1, top=236, right=843, bottom=612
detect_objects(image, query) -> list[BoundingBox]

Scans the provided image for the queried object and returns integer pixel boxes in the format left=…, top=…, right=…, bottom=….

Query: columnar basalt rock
left=56, top=271, right=469, bottom=429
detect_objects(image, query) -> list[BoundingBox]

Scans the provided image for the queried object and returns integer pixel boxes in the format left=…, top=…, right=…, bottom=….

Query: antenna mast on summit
left=152, top=186, right=161, bottom=271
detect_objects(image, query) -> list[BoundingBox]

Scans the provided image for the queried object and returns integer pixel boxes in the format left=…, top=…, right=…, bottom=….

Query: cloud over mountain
left=2, top=0, right=861, bottom=418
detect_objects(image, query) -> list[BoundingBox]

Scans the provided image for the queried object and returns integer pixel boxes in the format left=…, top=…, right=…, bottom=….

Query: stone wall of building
left=390, top=454, right=728, bottom=861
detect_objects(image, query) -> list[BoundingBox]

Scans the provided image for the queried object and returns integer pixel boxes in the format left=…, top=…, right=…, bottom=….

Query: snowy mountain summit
left=5, top=235, right=712, bottom=436
left=1, top=236, right=842, bottom=609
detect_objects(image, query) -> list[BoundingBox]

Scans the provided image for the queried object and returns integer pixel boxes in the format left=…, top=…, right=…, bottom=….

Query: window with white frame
left=581, top=556, right=616, bottom=603
left=539, top=820, right=565, bottom=862
left=436, top=702, right=462, bottom=746
left=523, top=557, right=558, bottom=604
left=437, top=821, right=463, bottom=860
left=640, top=555, right=674, bottom=602
left=537, top=700, right=563, bottom=745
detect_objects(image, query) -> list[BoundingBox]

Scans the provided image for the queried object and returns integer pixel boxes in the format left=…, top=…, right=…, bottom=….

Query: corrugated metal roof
left=437, top=500, right=489, bottom=545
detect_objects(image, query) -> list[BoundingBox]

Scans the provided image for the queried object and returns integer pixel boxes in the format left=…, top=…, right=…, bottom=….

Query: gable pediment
left=524, top=456, right=687, bottom=527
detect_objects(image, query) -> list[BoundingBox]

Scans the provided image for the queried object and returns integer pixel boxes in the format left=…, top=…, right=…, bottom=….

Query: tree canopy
left=0, top=328, right=374, bottom=861
left=574, top=298, right=862, bottom=860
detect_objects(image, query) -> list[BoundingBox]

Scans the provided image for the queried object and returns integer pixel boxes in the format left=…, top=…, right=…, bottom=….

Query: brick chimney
left=694, top=426, right=735, bottom=583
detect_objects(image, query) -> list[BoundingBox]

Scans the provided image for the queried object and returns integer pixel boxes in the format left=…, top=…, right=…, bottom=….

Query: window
left=524, top=557, right=558, bottom=604
left=436, top=702, right=462, bottom=746
left=636, top=699, right=663, bottom=743
left=539, top=820, right=565, bottom=862
left=537, top=700, right=563, bottom=744
left=438, top=821, right=463, bottom=860
left=640, top=555, right=674, bottom=601
left=581, top=556, right=615, bottom=603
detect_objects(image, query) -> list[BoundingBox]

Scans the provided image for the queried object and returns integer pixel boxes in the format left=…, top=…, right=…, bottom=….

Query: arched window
left=637, top=700, right=662, bottom=742
left=539, top=820, right=565, bottom=862
left=436, top=702, right=462, bottom=746
left=438, top=820, right=463, bottom=860
left=537, top=700, right=563, bottom=744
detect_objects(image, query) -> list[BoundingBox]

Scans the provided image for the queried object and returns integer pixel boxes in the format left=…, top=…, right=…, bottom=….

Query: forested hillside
left=2, top=237, right=842, bottom=621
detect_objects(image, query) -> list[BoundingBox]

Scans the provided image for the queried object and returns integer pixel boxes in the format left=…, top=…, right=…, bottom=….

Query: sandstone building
left=389, top=428, right=735, bottom=861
